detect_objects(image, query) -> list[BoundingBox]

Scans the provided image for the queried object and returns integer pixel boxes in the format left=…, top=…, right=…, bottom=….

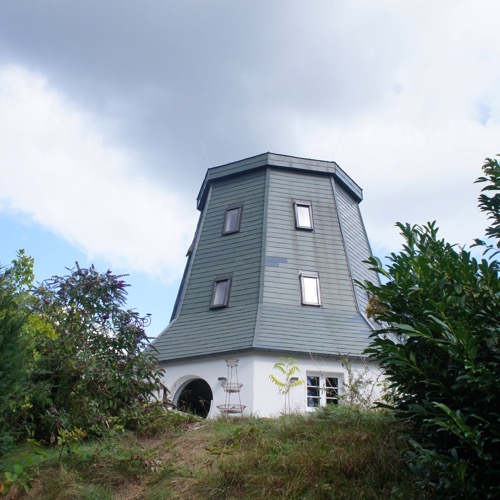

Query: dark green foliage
left=474, top=155, right=500, bottom=256
left=27, top=264, right=166, bottom=442
left=362, top=157, right=500, bottom=498
left=0, top=258, right=166, bottom=453
left=0, top=251, right=35, bottom=454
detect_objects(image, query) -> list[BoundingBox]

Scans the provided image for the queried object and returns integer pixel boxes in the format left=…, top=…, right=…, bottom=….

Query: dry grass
left=1, top=407, right=423, bottom=499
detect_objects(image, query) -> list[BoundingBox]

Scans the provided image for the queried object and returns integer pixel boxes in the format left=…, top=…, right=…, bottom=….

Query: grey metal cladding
left=334, top=182, right=380, bottom=327
left=253, top=169, right=370, bottom=356
left=197, top=152, right=362, bottom=210
left=154, top=169, right=266, bottom=361
left=153, top=153, right=377, bottom=362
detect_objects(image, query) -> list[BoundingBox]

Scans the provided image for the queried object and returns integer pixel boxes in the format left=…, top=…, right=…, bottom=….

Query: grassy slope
left=1, top=407, right=423, bottom=499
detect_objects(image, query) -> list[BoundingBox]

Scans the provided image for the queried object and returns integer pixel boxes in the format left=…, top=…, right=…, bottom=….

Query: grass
left=0, top=406, right=424, bottom=499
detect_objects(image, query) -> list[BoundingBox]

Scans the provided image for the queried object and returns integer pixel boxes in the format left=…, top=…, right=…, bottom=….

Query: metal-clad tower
left=154, top=153, right=380, bottom=417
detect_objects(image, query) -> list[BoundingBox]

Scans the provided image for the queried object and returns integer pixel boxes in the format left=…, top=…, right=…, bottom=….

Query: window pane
left=325, top=377, right=338, bottom=389
left=308, top=396, right=320, bottom=407
left=325, top=377, right=338, bottom=404
left=213, top=279, right=229, bottom=306
left=302, top=276, right=319, bottom=305
left=295, top=204, right=312, bottom=229
left=296, top=205, right=311, bottom=227
left=307, top=375, right=320, bottom=407
left=307, top=386, right=320, bottom=398
left=224, top=207, right=241, bottom=233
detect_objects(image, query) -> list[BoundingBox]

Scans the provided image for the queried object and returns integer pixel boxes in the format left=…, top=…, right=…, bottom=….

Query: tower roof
left=154, top=153, right=378, bottom=362
left=197, top=152, right=363, bottom=210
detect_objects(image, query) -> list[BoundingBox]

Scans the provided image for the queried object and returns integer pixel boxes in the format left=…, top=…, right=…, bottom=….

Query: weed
left=0, top=408, right=422, bottom=499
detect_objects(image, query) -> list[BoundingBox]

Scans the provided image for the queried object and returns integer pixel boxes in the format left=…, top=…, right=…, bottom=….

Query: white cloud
left=0, top=65, right=197, bottom=282
left=282, top=0, right=500, bottom=255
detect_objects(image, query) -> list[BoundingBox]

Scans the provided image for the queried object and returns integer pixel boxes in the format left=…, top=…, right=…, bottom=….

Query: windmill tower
left=153, top=153, right=380, bottom=417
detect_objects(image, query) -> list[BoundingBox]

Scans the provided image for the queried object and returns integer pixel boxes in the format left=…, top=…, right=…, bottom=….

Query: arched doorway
left=175, top=378, right=213, bottom=418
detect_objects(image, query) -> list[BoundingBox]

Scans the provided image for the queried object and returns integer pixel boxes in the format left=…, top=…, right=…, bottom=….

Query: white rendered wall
left=162, top=353, right=383, bottom=419
left=161, top=354, right=256, bottom=418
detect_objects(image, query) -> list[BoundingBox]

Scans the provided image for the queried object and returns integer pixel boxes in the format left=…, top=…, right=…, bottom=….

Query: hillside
left=2, top=407, right=424, bottom=499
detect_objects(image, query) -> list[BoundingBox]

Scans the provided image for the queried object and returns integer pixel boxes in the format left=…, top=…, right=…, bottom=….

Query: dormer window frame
left=223, top=203, right=243, bottom=235
left=293, top=200, right=314, bottom=231
left=210, top=272, right=233, bottom=309
left=299, top=271, right=322, bottom=306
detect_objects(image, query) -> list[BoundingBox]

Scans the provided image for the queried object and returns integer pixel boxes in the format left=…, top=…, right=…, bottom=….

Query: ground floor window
left=307, top=374, right=339, bottom=407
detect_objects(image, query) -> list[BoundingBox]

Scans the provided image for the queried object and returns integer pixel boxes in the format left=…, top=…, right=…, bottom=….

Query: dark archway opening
left=176, top=379, right=213, bottom=418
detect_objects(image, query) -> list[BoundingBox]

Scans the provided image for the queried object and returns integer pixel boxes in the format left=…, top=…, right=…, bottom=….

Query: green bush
left=0, top=260, right=167, bottom=449
left=362, top=156, right=500, bottom=498
left=27, top=264, right=166, bottom=442
left=0, top=251, right=35, bottom=454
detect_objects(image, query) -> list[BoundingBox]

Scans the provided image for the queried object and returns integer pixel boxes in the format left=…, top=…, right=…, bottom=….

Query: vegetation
left=338, top=356, right=381, bottom=410
left=2, top=156, right=498, bottom=498
left=268, top=357, right=304, bottom=414
left=0, top=260, right=165, bottom=455
left=1, top=407, right=422, bottom=499
left=0, top=251, right=35, bottom=454
left=362, top=156, right=500, bottom=498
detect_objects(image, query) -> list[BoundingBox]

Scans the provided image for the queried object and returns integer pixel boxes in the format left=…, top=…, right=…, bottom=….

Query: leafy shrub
left=0, top=251, right=35, bottom=455
left=362, top=157, right=500, bottom=498
left=0, top=261, right=167, bottom=448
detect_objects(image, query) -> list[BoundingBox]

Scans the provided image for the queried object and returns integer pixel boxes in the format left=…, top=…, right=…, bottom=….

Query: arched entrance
left=175, top=378, right=213, bottom=418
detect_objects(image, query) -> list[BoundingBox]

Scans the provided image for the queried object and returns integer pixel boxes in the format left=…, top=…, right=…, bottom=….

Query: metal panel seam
left=253, top=167, right=270, bottom=348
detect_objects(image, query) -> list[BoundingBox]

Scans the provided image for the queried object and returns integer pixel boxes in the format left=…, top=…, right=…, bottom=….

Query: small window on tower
left=293, top=201, right=313, bottom=230
left=223, top=204, right=243, bottom=234
left=299, top=271, right=321, bottom=306
left=210, top=273, right=233, bottom=308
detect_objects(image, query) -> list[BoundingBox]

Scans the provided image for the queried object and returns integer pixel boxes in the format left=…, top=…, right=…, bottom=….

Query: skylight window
left=210, top=273, right=233, bottom=308
left=293, top=201, right=313, bottom=230
left=299, top=271, right=321, bottom=306
left=223, top=204, right=243, bottom=234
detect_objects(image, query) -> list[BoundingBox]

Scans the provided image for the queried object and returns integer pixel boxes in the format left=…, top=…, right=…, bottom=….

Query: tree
left=474, top=155, right=500, bottom=256
left=0, top=251, right=35, bottom=453
left=361, top=157, right=499, bottom=498
left=269, top=357, right=304, bottom=414
left=25, top=264, right=165, bottom=442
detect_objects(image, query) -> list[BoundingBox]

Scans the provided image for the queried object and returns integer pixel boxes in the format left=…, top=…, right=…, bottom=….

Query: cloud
left=0, top=65, right=197, bottom=282
left=0, top=0, right=499, bottom=266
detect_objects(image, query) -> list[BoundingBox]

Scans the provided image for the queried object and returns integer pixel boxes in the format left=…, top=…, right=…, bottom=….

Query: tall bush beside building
left=0, top=257, right=166, bottom=451
left=0, top=251, right=35, bottom=454
left=362, top=157, right=500, bottom=498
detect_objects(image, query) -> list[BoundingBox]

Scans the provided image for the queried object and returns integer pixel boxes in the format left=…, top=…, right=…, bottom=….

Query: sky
left=0, top=0, right=499, bottom=337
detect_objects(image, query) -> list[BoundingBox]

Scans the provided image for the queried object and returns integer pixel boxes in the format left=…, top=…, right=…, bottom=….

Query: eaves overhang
left=196, top=152, right=363, bottom=210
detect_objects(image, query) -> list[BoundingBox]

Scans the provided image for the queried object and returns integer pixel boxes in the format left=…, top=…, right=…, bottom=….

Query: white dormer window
left=223, top=204, right=243, bottom=234
left=299, top=271, right=321, bottom=306
left=210, top=273, right=233, bottom=308
left=293, top=201, right=313, bottom=230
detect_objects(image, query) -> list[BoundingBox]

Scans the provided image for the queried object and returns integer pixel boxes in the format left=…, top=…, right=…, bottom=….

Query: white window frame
left=223, top=204, right=243, bottom=235
left=306, top=373, right=340, bottom=408
left=299, top=271, right=321, bottom=306
left=210, top=273, right=233, bottom=308
left=293, top=200, right=314, bottom=230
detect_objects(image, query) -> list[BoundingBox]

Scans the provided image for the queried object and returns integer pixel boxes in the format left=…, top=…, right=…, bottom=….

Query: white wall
left=162, top=352, right=383, bottom=419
